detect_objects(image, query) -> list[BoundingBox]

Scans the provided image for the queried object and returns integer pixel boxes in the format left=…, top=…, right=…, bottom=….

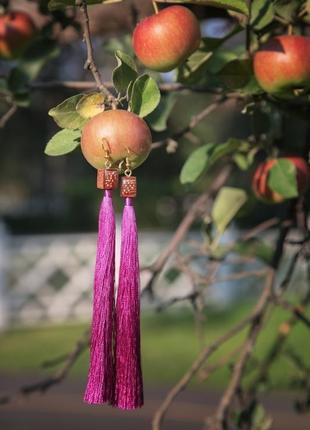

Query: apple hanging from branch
left=81, top=110, right=152, bottom=170
left=252, top=157, right=310, bottom=203
left=132, top=5, right=201, bottom=73
left=253, top=35, right=310, bottom=94
left=0, top=11, right=36, bottom=59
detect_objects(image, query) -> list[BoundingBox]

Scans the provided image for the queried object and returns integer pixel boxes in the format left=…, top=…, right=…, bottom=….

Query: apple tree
left=0, top=1, right=310, bottom=429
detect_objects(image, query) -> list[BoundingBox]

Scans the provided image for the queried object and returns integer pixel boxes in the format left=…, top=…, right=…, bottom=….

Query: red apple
left=253, top=157, right=310, bottom=203
left=81, top=110, right=152, bottom=170
left=253, top=35, right=310, bottom=94
left=0, top=11, right=36, bottom=59
left=132, top=5, right=201, bottom=72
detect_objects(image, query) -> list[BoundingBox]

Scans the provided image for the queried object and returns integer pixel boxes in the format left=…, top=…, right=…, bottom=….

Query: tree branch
left=76, top=0, right=117, bottom=108
left=0, top=329, right=89, bottom=405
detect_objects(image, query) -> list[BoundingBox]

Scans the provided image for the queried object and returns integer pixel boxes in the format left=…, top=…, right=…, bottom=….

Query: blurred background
left=0, top=1, right=310, bottom=429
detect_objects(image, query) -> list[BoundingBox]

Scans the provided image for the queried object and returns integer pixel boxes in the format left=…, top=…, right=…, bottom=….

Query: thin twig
left=142, top=166, right=232, bottom=296
left=0, top=104, right=17, bottom=128
left=210, top=270, right=274, bottom=430
left=151, top=96, right=227, bottom=150
left=152, top=274, right=272, bottom=430
left=0, top=330, right=89, bottom=405
left=76, top=0, right=117, bottom=108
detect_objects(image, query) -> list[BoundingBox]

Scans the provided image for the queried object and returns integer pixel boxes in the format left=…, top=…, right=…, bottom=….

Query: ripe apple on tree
left=81, top=110, right=152, bottom=170
left=0, top=11, right=36, bottom=59
left=253, top=35, right=310, bottom=94
left=252, top=157, right=310, bottom=203
left=132, top=5, right=201, bottom=72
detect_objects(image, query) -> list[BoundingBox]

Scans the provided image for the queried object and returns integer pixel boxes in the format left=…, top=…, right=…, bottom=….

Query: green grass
left=0, top=302, right=309, bottom=389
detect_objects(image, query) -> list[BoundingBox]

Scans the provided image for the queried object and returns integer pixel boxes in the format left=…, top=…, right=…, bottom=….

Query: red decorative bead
left=121, top=176, right=137, bottom=198
left=97, top=169, right=119, bottom=190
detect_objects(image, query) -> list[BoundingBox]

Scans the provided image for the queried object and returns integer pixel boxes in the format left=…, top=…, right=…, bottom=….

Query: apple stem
left=288, top=24, right=293, bottom=35
left=152, top=1, right=159, bottom=14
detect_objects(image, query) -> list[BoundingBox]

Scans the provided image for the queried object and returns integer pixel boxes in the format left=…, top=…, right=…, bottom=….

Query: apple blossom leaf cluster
left=112, top=51, right=161, bottom=117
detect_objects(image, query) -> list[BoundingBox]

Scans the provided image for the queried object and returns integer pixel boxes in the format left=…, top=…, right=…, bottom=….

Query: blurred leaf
left=178, top=49, right=213, bottom=83
left=103, top=34, right=133, bottom=56
left=274, top=0, right=299, bottom=22
left=208, top=138, right=247, bottom=166
left=48, top=94, right=87, bottom=129
left=233, top=239, right=273, bottom=264
left=76, top=92, right=105, bottom=119
left=129, top=74, right=161, bottom=118
left=19, top=38, right=60, bottom=81
left=178, top=28, right=241, bottom=84
left=233, top=151, right=255, bottom=170
left=45, top=129, right=81, bottom=156
left=212, top=187, right=247, bottom=234
left=251, top=0, right=274, bottom=30
left=268, top=159, right=298, bottom=198
left=218, top=59, right=252, bottom=89
left=48, top=0, right=122, bottom=10
left=113, top=50, right=137, bottom=94
left=8, top=68, right=29, bottom=95
left=180, top=138, right=247, bottom=184
left=164, top=267, right=181, bottom=284
left=253, top=404, right=273, bottom=430
left=180, top=143, right=215, bottom=184
left=156, top=0, right=248, bottom=15
left=146, top=93, right=177, bottom=132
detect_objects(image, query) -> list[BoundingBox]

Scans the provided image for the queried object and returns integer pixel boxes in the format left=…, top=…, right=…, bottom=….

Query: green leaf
left=178, top=27, right=242, bottom=84
left=48, top=94, right=87, bottom=129
left=129, top=74, right=161, bottom=118
left=251, top=0, right=274, bottom=30
left=112, top=50, right=138, bottom=94
left=253, top=404, right=273, bottom=430
left=156, top=0, right=248, bottom=15
left=268, top=159, right=298, bottom=198
left=212, top=187, right=247, bottom=234
left=48, top=0, right=122, bottom=11
left=180, top=143, right=215, bottom=184
left=146, top=94, right=177, bottom=132
left=208, top=138, right=247, bottom=167
left=218, top=59, right=252, bottom=89
left=45, top=129, right=81, bottom=156
left=180, top=138, right=247, bottom=185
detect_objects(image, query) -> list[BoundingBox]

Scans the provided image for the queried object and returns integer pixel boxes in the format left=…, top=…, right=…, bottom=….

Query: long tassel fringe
left=114, top=197, right=143, bottom=410
left=84, top=190, right=115, bottom=405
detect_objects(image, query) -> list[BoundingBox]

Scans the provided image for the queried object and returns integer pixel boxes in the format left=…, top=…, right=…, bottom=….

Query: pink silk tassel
left=84, top=190, right=115, bottom=405
left=114, top=197, right=143, bottom=409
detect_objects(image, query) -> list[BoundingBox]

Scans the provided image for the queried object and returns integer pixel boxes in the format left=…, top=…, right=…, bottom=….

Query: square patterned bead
left=121, top=176, right=137, bottom=198
left=97, top=169, right=119, bottom=190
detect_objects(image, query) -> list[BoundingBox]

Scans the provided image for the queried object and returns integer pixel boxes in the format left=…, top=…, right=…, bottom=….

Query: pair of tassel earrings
left=84, top=152, right=143, bottom=410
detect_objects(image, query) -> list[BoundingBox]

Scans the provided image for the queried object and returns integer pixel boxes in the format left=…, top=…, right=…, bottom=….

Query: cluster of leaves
left=45, top=49, right=163, bottom=155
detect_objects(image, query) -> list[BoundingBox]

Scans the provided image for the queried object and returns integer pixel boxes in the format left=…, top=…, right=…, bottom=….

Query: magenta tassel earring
left=114, top=172, right=144, bottom=409
left=84, top=168, right=119, bottom=405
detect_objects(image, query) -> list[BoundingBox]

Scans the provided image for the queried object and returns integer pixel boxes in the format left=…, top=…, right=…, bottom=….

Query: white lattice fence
left=1, top=227, right=179, bottom=328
